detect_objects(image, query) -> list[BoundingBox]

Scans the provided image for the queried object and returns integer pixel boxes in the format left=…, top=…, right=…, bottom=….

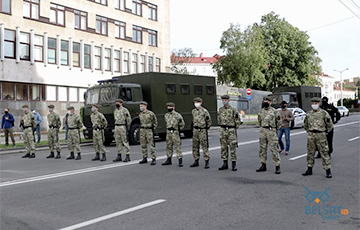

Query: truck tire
left=129, top=124, right=140, bottom=145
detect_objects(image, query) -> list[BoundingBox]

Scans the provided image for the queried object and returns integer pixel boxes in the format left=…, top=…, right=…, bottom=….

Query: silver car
left=336, top=106, right=349, bottom=117
left=277, top=107, right=306, bottom=129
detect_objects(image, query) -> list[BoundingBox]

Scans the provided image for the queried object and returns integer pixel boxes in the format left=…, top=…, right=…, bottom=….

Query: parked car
left=336, top=106, right=349, bottom=117
left=277, top=107, right=306, bottom=129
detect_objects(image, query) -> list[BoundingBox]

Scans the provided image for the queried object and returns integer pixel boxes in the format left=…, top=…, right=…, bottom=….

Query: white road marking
left=289, top=154, right=308, bottom=161
left=57, top=199, right=166, bottom=230
left=348, top=136, right=360, bottom=142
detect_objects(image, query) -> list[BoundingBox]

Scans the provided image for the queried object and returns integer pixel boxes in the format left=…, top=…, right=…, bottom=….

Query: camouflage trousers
left=259, top=128, right=281, bottom=166
left=67, top=129, right=81, bottom=153
left=192, top=129, right=209, bottom=161
left=220, top=128, right=238, bottom=161
left=48, top=128, right=61, bottom=152
left=166, top=130, right=182, bottom=159
left=114, top=126, right=130, bottom=155
left=140, top=129, right=156, bottom=159
left=93, top=129, right=106, bottom=154
left=306, top=132, right=331, bottom=170
left=23, top=127, right=35, bottom=154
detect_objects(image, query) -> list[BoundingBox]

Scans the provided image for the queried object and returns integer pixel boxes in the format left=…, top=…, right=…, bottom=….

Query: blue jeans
left=33, top=125, right=41, bottom=143
left=278, top=127, right=290, bottom=152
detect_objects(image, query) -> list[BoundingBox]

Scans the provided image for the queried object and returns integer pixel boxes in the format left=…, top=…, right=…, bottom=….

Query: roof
left=333, top=86, right=355, bottom=92
left=171, top=53, right=219, bottom=64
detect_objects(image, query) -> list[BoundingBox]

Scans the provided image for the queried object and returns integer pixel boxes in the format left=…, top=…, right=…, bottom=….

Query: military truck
left=268, top=86, right=321, bottom=112
left=82, top=72, right=218, bottom=145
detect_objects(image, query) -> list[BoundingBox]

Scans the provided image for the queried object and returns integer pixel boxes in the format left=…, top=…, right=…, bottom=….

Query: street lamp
left=334, top=68, right=349, bottom=107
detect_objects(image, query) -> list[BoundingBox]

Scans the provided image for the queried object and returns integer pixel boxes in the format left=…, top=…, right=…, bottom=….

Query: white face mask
left=49, top=109, right=53, bottom=113
left=140, top=106, right=145, bottom=112
left=222, top=100, right=228, bottom=106
left=194, top=103, right=201, bottom=108
left=67, top=111, right=71, bottom=115
left=311, top=104, right=319, bottom=110
left=91, top=107, right=97, bottom=113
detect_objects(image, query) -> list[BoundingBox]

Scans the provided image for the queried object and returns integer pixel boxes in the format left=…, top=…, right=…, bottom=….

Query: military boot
left=178, top=158, right=183, bottom=167
left=22, top=153, right=30, bottom=158
left=92, top=153, right=100, bottom=161
left=302, top=167, right=313, bottom=176
left=275, top=165, right=281, bottom=174
left=150, top=159, right=156, bottom=165
left=204, top=160, right=210, bottom=169
left=29, top=153, right=36, bottom=159
left=46, top=152, right=55, bottom=158
left=55, top=152, right=61, bottom=159
left=123, top=154, right=130, bottom=162
left=100, top=153, right=106, bottom=161
left=113, top=154, right=122, bottom=162
left=162, top=157, right=172, bottom=166
left=190, top=159, right=199, bottom=167
left=256, top=163, right=267, bottom=172
left=139, top=158, right=148, bottom=164
left=232, top=161, right=237, bottom=171
left=75, top=153, right=81, bottom=160
left=218, top=160, right=228, bottom=170
left=67, top=152, right=75, bottom=160
left=326, top=169, right=332, bottom=178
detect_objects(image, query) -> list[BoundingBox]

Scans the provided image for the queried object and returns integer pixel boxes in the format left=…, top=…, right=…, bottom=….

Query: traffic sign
left=246, top=95, right=252, bottom=100
left=246, top=88, right=252, bottom=95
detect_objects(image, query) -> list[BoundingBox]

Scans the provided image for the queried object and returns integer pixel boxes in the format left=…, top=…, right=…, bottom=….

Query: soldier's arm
left=126, top=111, right=131, bottom=129
left=57, top=115, right=62, bottom=127
left=77, top=116, right=83, bottom=129
left=152, top=113, right=158, bottom=129
left=258, top=113, right=262, bottom=127
left=275, top=111, right=282, bottom=130
left=102, top=114, right=108, bottom=128
left=325, top=112, right=333, bottom=132
left=206, top=110, right=212, bottom=127
left=234, top=108, right=241, bottom=129
left=304, top=114, right=309, bottom=132
left=179, top=114, right=185, bottom=130
left=217, top=110, right=221, bottom=125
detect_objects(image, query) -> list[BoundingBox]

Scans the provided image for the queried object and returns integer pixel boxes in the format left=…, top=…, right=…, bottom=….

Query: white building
left=171, top=53, right=218, bottom=77
left=333, top=87, right=356, bottom=105
left=318, top=73, right=335, bottom=104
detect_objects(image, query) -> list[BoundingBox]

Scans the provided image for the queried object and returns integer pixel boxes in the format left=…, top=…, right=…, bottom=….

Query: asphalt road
left=0, top=114, right=359, bottom=230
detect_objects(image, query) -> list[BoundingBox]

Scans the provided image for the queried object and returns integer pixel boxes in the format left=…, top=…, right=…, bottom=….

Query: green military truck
left=82, top=72, right=218, bottom=145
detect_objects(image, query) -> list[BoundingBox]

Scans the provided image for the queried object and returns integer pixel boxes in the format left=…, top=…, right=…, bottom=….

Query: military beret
left=92, top=104, right=98, bottom=108
left=193, top=97, right=203, bottom=102
left=311, top=97, right=321, bottom=102
left=280, top=101, right=287, bottom=105
left=22, top=104, right=29, bottom=108
left=263, top=96, right=272, bottom=102
left=67, top=106, right=75, bottom=110
left=140, top=101, right=148, bottom=105
left=48, top=104, right=55, bottom=108
left=115, top=99, right=123, bottom=103
left=221, top=95, right=230, bottom=100
left=166, top=102, right=175, bottom=107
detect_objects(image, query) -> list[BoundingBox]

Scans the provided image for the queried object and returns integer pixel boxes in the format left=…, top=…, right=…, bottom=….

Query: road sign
left=246, top=95, right=252, bottom=100
left=246, top=88, right=252, bottom=95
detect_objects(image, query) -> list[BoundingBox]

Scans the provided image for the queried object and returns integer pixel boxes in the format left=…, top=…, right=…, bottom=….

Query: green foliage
left=170, top=48, right=197, bottom=74
left=337, top=98, right=358, bottom=108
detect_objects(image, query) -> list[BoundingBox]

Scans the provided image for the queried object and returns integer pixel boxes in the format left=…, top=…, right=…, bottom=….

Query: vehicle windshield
left=85, top=88, right=100, bottom=105
left=100, top=87, right=117, bottom=103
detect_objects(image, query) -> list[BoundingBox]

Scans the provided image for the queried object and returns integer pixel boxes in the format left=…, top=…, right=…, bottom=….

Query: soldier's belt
left=261, top=126, right=274, bottom=130
left=115, top=124, right=126, bottom=126
left=93, top=127, right=103, bottom=131
left=23, top=126, right=32, bottom=129
left=167, top=128, right=176, bottom=131
left=140, top=126, right=153, bottom=129
left=220, top=125, right=236, bottom=130
left=309, top=130, right=325, bottom=133
left=49, top=126, right=59, bottom=129
left=68, top=127, right=79, bottom=130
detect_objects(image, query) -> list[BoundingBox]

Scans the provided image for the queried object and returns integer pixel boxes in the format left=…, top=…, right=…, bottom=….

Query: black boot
left=232, top=161, right=237, bottom=171
left=178, top=158, right=183, bottom=167
left=302, top=167, right=313, bottom=176
left=204, top=160, right=209, bottom=169
left=113, top=154, right=122, bottom=162
left=46, top=152, right=55, bottom=158
left=275, top=165, right=281, bottom=174
left=139, top=158, right=148, bottom=164
left=218, top=160, right=228, bottom=170
left=100, top=153, right=106, bottom=161
left=326, top=169, right=332, bottom=178
left=162, top=157, right=172, bottom=166
left=55, top=152, right=61, bottom=159
left=22, top=153, right=30, bottom=158
left=190, top=159, right=199, bottom=167
left=123, top=154, right=130, bottom=162
left=75, top=153, right=81, bottom=160
left=315, top=153, right=321, bottom=159
left=151, top=159, right=156, bottom=165
left=256, top=163, right=267, bottom=172
left=67, top=152, right=75, bottom=160
left=92, top=153, right=100, bottom=161
left=29, top=153, right=36, bottom=159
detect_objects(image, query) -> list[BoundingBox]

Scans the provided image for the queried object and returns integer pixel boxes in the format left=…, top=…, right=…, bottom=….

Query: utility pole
left=334, top=68, right=349, bottom=107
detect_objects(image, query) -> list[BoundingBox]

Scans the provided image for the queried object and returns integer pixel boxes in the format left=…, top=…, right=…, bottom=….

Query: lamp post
left=334, top=68, right=349, bottom=107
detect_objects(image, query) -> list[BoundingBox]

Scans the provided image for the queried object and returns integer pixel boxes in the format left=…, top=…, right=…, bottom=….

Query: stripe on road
left=289, top=154, right=307, bottom=161
left=57, top=199, right=166, bottom=230
left=348, top=136, right=359, bottom=142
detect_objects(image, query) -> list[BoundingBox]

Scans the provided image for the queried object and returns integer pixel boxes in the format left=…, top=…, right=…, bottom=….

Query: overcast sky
left=170, top=0, right=360, bottom=81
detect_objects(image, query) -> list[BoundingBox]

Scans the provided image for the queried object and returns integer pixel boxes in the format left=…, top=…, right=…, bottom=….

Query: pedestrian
left=277, top=101, right=294, bottom=155
left=162, top=102, right=185, bottom=167
left=256, top=97, right=282, bottom=174
left=66, top=106, right=82, bottom=160
left=113, top=99, right=131, bottom=162
left=1, top=108, right=16, bottom=147
left=190, top=97, right=212, bottom=169
left=218, top=95, right=241, bottom=171
left=63, top=113, right=69, bottom=140
left=316, top=96, right=341, bottom=158
left=90, top=104, right=108, bottom=161
left=138, top=101, right=158, bottom=165
left=20, top=105, right=37, bottom=158
left=32, top=110, right=42, bottom=143
left=46, top=105, right=61, bottom=159
left=302, top=97, right=333, bottom=178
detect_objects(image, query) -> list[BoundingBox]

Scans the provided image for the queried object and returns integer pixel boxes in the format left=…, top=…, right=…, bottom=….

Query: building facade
left=171, top=53, right=218, bottom=77
left=0, top=0, right=170, bottom=130
left=318, top=73, right=335, bottom=104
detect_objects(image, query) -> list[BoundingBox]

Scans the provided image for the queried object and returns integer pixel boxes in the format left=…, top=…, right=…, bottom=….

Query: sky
left=170, top=0, right=360, bottom=81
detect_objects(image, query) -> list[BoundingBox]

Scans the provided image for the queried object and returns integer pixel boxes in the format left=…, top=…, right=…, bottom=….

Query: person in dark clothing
left=1, top=108, right=16, bottom=147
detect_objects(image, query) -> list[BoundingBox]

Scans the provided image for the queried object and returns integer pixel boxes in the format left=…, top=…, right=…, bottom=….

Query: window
left=148, top=30, right=157, bottom=47
left=194, top=85, right=202, bottom=95
left=95, top=0, right=107, bottom=5
left=104, top=48, right=111, bottom=71
left=155, top=58, right=160, bottom=72
left=181, top=84, right=190, bottom=95
left=46, top=85, right=56, bottom=101
left=48, top=38, right=56, bottom=64
left=2, top=82, right=14, bottom=100
left=34, top=35, right=43, bottom=62
left=58, top=86, right=67, bottom=102
left=96, top=16, right=107, bottom=35
left=119, top=88, right=132, bottom=101
left=73, top=42, right=80, bottom=67
left=79, top=88, right=87, bottom=102
left=114, top=50, right=120, bottom=72
left=94, top=46, right=101, bottom=70
left=61, top=40, right=68, bottom=65
left=29, top=84, right=40, bottom=100
left=132, top=0, right=142, bottom=16
left=148, top=56, right=153, bottom=71
left=206, top=85, right=214, bottom=95
left=84, top=44, right=91, bottom=68
left=166, top=83, right=176, bottom=94
left=69, top=87, right=78, bottom=102
left=1, top=0, right=11, bottom=14
left=115, top=0, right=125, bottom=10
left=123, top=51, right=129, bottom=73
left=148, top=4, right=157, bottom=20
left=4, top=29, right=15, bottom=58
left=19, top=32, right=30, bottom=60
left=132, top=26, right=142, bottom=43
left=140, top=55, right=145, bottom=73
left=50, top=4, right=65, bottom=25
left=132, top=53, right=137, bottom=73
left=74, top=10, right=87, bottom=30
left=85, top=88, right=100, bottom=105
left=115, top=21, right=125, bottom=39
left=100, top=87, right=117, bottom=103
left=16, top=83, right=28, bottom=101
left=23, top=0, right=39, bottom=19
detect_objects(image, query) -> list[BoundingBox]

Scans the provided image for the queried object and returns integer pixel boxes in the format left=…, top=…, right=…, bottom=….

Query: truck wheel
left=129, top=124, right=140, bottom=145
left=183, top=130, right=193, bottom=138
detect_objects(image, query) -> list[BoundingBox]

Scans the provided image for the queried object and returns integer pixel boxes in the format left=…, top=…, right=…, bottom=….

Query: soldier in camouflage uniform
left=46, top=105, right=62, bottom=159
left=21, top=105, right=37, bottom=158
left=256, top=97, right=282, bottom=174
left=113, top=99, right=132, bottom=163
left=162, top=102, right=185, bottom=167
left=66, top=106, right=82, bottom=160
left=90, top=104, right=108, bottom=161
left=190, top=97, right=212, bottom=169
left=302, top=97, right=333, bottom=178
left=218, top=95, right=241, bottom=171
left=138, top=101, right=158, bottom=165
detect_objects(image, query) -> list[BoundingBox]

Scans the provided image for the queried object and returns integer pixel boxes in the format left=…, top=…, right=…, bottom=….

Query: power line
left=338, top=0, right=360, bottom=20
left=348, top=0, right=360, bottom=11
left=307, top=15, right=359, bottom=31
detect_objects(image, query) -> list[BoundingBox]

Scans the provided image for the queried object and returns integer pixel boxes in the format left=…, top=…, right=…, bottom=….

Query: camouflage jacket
left=90, top=112, right=108, bottom=129
left=192, top=107, right=212, bottom=129
left=114, top=107, right=131, bottom=129
left=47, top=112, right=61, bottom=128
left=258, top=107, right=282, bottom=130
left=139, top=110, right=158, bottom=129
left=67, top=113, right=82, bottom=129
left=21, top=112, right=37, bottom=128
left=165, top=111, right=185, bottom=130
left=218, top=105, right=241, bottom=129
left=304, top=109, right=333, bottom=133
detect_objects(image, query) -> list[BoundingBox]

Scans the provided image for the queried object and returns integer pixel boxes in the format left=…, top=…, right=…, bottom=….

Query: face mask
left=140, top=107, right=145, bottom=112
left=116, top=104, right=120, bottom=108
left=49, top=109, right=53, bottom=113
left=67, top=111, right=71, bottom=115
left=222, top=101, right=228, bottom=106
left=91, top=108, right=97, bottom=112
left=22, top=108, right=27, bottom=113
left=194, top=103, right=201, bottom=108
left=4, top=111, right=8, bottom=114
left=281, top=105, right=286, bottom=109
left=264, top=102, right=270, bottom=108
left=312, top=104, right=319, bottom=110
left=167, top=108, right=173, bottom=112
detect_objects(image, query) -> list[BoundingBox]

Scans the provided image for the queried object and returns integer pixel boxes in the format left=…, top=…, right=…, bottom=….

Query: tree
left=170, top=48, right=197, bottom=74
left=213, top=12, right=322, bottom=91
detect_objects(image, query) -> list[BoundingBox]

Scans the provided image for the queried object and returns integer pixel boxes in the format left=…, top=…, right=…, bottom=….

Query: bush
left=337, top=98, right=358, bottom=108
